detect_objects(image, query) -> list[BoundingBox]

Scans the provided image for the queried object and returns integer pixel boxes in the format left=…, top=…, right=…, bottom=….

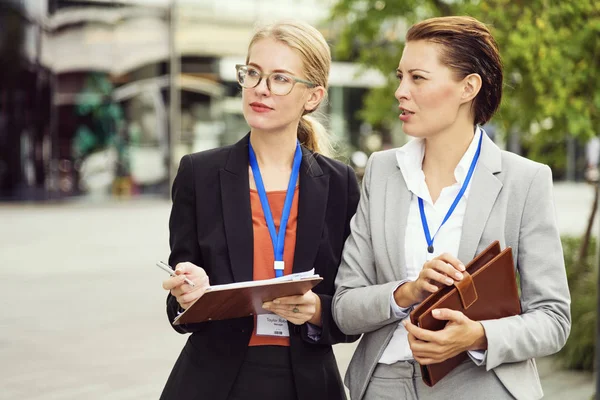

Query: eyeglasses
left=235, top=64, right=316, bottom=96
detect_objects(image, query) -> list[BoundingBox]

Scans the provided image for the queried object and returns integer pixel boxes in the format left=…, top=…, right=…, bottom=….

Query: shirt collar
left=395, top=135, right=426, bottom=197
left=455, top=127, right=482, bottom=185
left=395, top=127, right=483, bottom=199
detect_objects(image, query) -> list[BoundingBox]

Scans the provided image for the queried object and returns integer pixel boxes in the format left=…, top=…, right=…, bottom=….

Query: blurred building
left=0, top=0, right=51, bottom=200
left=0, top=0, right=385, bottom=201
left=2, top=0, right=588, bottom=202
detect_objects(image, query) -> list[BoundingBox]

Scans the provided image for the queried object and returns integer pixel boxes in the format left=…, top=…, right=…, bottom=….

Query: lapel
left=384, top=168, right=411, bottom=281
left=220, top=134, right=254, bottom=283
left=292, top=147, right=329, bottom=273
left=457, top=133, right=503, bottom=263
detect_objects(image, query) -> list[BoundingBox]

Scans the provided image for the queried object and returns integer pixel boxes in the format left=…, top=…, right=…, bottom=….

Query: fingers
left=175, top=262, right=208, bottom=279
left=404, top=309, right=472, bottom=365
left=407, top=332, right=441, bottom=354
left=433, top=253, right=465, bottom=273
left=270, top=295, right=305, bottom=305
left=419, top=268, right=455, bottom=288
left=402, top=319, right=440, bottom=343
left=263, top=292, right=321, bottom=326
left=270, top=291, right=316, bottom=306
left=178, top=275, right=209, bottom=294
left=268, top=309, right=306, bottom=326
left=412, top=254, right=466, bottom=302
left=162, top=262, right=206, bottom=291
left=162, top=275, right=187, bottom=291
left=411, top=341, right=455, bottom=365
left=177, top=285, right=208, bottom=305
left=172, top=262, right=209, bottom=291
left=422, top=258, right=464, bottom=283
left=263, top=302, right=315, bottom=325
left=407, top=332, right=442, bottom=364
left=164, top=273, right=209, bottom=293
left=407, top=327, right=451, bottom=365
left=263, top=302, right=312, bottom=315
left=174, top=262, right=194, bottom=275
left=171, top=275, right=210, bottom=310
left=413, top=356, right=439, bottom=366
left=412, top=269, right=449, bottom=299
left=263, top=303, right=303, bottom=314
left=431, top=308, right=467, bottom=324
left=176, top=287, right=208, bottom=309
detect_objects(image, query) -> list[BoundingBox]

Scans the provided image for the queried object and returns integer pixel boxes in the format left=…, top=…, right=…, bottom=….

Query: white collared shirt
left=378, top=127, right=484, bottom=364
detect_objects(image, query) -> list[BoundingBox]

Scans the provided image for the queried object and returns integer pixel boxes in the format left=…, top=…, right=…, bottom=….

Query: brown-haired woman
left=160, top=21, right=360, bottom=400
left=333, top=16, right=570, bottom=400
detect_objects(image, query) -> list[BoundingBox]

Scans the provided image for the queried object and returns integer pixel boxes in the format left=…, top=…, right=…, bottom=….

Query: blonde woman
left=160, top=21, right=360, bottom=400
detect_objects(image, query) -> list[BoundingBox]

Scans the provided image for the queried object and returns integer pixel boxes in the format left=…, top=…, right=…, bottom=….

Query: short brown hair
left=406, top=16, right=503, bottom=125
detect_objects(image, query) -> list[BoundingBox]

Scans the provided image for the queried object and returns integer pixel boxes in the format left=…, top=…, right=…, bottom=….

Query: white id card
left=256, top=314, right=290, bottom=337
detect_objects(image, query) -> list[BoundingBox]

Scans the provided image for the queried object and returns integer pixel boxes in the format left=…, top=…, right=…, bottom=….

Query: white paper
left=204, top=269, right=318, bottom=292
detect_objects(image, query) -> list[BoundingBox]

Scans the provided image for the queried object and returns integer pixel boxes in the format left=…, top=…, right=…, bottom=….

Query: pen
left=156, top=261, right=196, bottom=287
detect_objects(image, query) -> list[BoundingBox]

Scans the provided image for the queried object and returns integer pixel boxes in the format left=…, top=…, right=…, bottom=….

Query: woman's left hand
left=403, top=308, right=487, bottom=365
left=262, top=290, right=322, bottom=326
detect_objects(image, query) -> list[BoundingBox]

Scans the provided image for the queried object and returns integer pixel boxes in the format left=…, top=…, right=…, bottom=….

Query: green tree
left=72, top=73, right=129, bottom=178
left=329, top=0, right=600, bottom=166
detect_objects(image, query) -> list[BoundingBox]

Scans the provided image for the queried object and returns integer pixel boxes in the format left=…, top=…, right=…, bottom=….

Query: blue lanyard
left=249, top=140, right=302, bottom=277
left=418, top=132, right=483, bottom=254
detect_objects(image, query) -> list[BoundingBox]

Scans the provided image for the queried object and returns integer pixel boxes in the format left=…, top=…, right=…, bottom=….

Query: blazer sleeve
left=332, top=155, right=406, bottom=336
left=300, top=165, right=361, bottom=345
left=479, top=164, right=571, bottom=370
left=165, top=155, right=207, bottom=334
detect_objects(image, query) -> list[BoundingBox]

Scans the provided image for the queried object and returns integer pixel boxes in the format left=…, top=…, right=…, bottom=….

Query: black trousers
left=228, top=346, right=298, bottom=400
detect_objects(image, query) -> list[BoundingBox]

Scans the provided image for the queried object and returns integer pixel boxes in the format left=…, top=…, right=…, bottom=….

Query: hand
left=403, top=308, right=487, bottom=365
left=395, top=253, right=466, bottom=307
left=262, top=290, right=322, bottom=326
left=162, top=262, right=210, bottom=310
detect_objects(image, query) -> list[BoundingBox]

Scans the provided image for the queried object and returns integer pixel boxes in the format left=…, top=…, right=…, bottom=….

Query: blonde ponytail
left=298, top=115, right=334, bottom=158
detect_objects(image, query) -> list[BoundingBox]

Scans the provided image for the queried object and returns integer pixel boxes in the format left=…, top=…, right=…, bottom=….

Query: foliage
left=72, top=73, right=124, bottom=158
left=557, top=235, right=596, bottom=371
left=329, top=0, right=600, bottom=164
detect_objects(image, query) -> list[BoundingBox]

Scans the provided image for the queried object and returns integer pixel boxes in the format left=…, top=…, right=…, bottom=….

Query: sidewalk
left=0, top=182, right=595, bottom=399
left=553, top=181, right=597, bottom=236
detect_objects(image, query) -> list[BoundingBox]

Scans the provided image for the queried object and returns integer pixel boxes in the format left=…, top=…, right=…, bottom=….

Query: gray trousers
left=363, top=360, right=515, bottom=400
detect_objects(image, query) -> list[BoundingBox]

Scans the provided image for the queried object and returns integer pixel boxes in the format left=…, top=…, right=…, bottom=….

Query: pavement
left=0, top=182, right=595, bottom=399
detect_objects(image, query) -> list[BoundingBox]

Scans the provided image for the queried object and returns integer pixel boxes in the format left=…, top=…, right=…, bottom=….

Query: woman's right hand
left=162, top=262, right=210, bottom=310
left=394, top=253, right=465, bottom=308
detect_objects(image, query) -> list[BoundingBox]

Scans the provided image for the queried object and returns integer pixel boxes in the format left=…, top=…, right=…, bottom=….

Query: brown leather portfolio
left=409, top=241, right=521, bottom=387
left=173, top=277, right=323, bottom=325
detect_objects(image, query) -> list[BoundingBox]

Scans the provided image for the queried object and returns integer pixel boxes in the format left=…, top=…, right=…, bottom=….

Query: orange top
left=248, top=186, right=298, bottom=347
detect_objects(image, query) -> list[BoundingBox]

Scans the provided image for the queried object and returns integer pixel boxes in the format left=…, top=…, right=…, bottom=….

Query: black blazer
left=160, top=134, right=360, bottom=400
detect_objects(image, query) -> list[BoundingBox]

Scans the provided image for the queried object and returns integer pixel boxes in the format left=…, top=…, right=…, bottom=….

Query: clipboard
left=173, top=276, right=323, bottom=325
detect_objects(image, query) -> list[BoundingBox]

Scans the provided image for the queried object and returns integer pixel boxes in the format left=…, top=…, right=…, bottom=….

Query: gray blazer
left=332, top=133, right=571, bottom=400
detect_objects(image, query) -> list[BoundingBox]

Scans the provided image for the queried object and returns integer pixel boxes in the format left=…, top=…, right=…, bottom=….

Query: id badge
left=256, top=313, right=290, bottom=337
